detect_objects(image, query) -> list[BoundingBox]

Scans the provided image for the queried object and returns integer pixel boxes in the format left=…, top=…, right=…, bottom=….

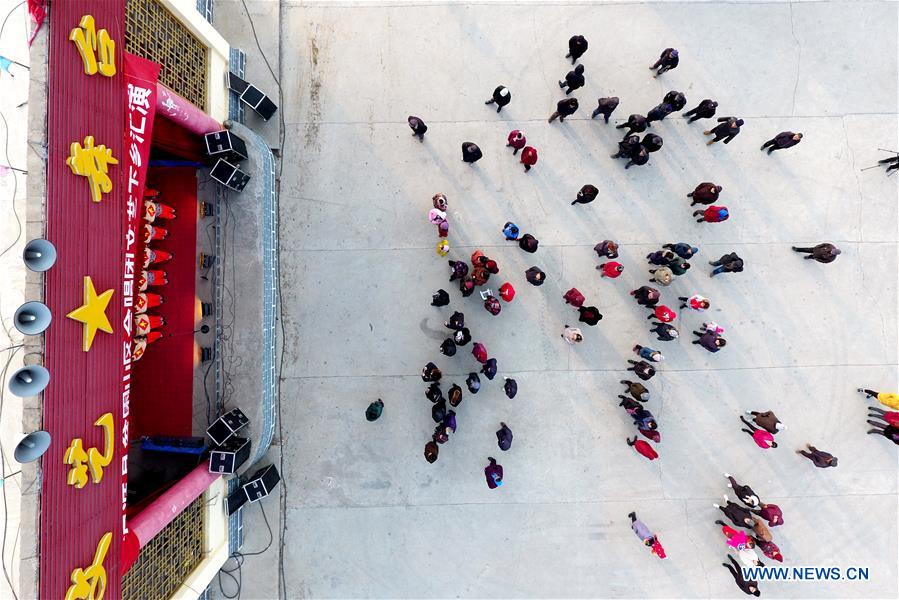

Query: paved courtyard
left=245, top=1, right=897, bottom=598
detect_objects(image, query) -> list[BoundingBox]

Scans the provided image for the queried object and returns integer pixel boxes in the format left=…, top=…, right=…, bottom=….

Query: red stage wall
left=130, top=167, right=199, bottom=439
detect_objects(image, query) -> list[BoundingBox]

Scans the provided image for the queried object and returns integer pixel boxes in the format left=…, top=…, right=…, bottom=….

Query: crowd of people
left=364, top=33, right=890, bottom=597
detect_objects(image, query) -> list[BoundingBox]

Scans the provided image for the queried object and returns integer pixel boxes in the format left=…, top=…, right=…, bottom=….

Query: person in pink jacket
left=740, top=416, right=777, bottom=449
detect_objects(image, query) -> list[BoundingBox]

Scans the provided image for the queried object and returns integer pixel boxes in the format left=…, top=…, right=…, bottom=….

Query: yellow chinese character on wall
left=69, top=15, right=116, bottom=77
left=65, top=532, right=112, bottom=600
left=67, top=136, right=118, bottom=203
left=64, top=413, right=114, bottom=489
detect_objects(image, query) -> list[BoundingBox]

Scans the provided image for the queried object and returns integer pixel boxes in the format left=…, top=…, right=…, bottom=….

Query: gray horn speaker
left=14, top=431, right=51, bottom=463
left=22, top=239, right=57, bottom=272
left=14, top=302, right=52, bottom=335
left=8, top=365, right=50, bottom=397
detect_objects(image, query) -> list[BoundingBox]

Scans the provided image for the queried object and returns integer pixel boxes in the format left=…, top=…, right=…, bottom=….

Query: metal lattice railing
left=126, top=0, right=208, bottom=109
left=122, top=495, right=205, bottom=600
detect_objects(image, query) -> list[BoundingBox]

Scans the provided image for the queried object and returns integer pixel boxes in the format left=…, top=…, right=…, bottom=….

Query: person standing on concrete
left=683, top=99, right=718, bottom=123
left=578, top=305, right=603, bottom=325
left=627, top=435, right=659, bottom=460
left=485, top=85, right=511, bottom=112
left=549, top=98, right=580, bottom=123
left=754, top=537, right=784, bottom=563
left=365, top=399, right=384, bottom=421
left=617, top=113, right=648, bottom=138
left=431, top=289, right=450, bottom=306
left=525, top=266, right=546, bottom=286
left=649, top=266, right=673, bottom=286
left=791, top=243, right=841, bottom=263
left=704, top=117, right=744, bottom=145
left=472, top=342, right=488, bottom=364
left=641, top=133, right=664, bottom=153
left=481, top=357, right=498, bottom=380
left=714, top=496, right=756, bottom=528
left=866, top=421, right=899, bottom=444
left=424, top=440, right=439, bottom=463
left=648, top=305, right=677, bottom=324
left=722, top=554, right=761, bottom=596
left=595, top=240, right=619, bottom=259
left=504, top=377, right=518, bottom=399
left=462, top=142, right=483, bottom=164
left=723, top=474, right=761, bottom=508
left=709, top=252, right=743, bottom=277
left=421, top=362, right=442, bottom=382
left=562, top=325, right=584, bottom=344
left=627, top=359, right=656, bottom=381
left=621, top=380, right=650, bottom=402
left=858, top=387, right=899, bottom=409
left=628, top=512, right=667, bottom=559
left=633, top=345, right=664, bottom=362
left=631, top=286, right=661, bottom=306
left=663, top=90, right=687, bottom=111
left=740, top=416, right=778, bottom=449
left=693, top=329, right=726, bottom=352
left=566, top=34, right=588, bottom=63
left=664, top=242, right=700, bottom=259
left=573, top=184, right=599, bottom=205
left=520, top=146, right=538, bottom=172
left=650, top=321, right=679, bottom=341
left=679, top=294, right=710, bottom=312
left=645, top=102, right=674, bottom=126
left=649, top=48, right=679, bottom=77
left=445, top=311, right=465, bottom=331
left=448, top=384, right=463, bottom=407
left=612, top=135, right=641, bottom=160
left=666, top=255, right=690, bottom=276
left=440, top=338, right=457, bottom=356
left=563, top=287, right=586, bottom=307
left=484, top=457, right=504, bottom=488
left=597, top=261, right=624, bottom=278
left=694, top=205, right=729, bottom=223
left=507, top=130, right=526, bottom=155
left=448, top=260, right=469, bottom=282
left=497, top=423, right=513, bottom=451
left=407, top=116, right=427, bottom=141
left=432, top=398, right=448, bottom=424
left=559, top=64, right=586, bottom=94
left=797, top=444, right=838, bottom=468
left=750, top=503, right=784, bottom=527
left=519, top=233, right=539, bottom=253
left=466, top=372, right=481, bottom=394
left=502, top=221, right=520, bottom=241
left=761, top=132, right=802, bottom=154
left=591, top=96, right=619, bottom=122
left=746, top=411, right=785, bottom=435
left=750, top=516, right=773, bottom=543
left=647, top=249, right=676, bottom=266
left=453, top=327, right=471, bottom=346
left=688, top=182, right=723, bottom=206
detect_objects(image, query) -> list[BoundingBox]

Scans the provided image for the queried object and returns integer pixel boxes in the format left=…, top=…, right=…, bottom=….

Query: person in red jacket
left=597, top=261, right=624, bottom=278
left=648, top=304, right=676, bottom=323
left=751, top=503, right=784, bottom=527
left=694, top=205, right=729, bottom=223
left=507, top=130, right=526, bottom=155
left=520, top=146, right=538, bottom=172
left=627, top=436, right=658, bottom=460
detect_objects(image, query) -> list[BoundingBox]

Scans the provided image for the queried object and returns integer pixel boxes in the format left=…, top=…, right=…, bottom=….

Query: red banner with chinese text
left=121, top=52, right=160, bottom=552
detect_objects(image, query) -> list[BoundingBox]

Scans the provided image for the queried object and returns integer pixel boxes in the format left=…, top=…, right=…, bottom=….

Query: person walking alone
left=761, top=132, right=802, bottom=154
left=709, top=252, right=743, bottom=277
left=485, top=85, right=511, bottom=113
left=688, top=182, right=722, bottom=206
left=365, top=399, right=384, bottom=422
left=525, top=266, right=546, bottom=286
left=496, top=423, right=513, bottom=451
left=566, top=35, right=588, bottom=63
left=649, top=48, right=679, bottom=77
left=408, top=116, right=427, bottom=141
left=704, top=117, right=744, bottom=145
left=520, top=146, right=538, bottom=172
left=792, top=243, right=841, bottom=263
left=573, top=184, right=599, bottom=205
left=559, top=64, right=585, bottom=94
left=484, top=457, right=504, bottom=488
left=683, top=99, right=718, bottom=123
left=562, top=325, right=583, bottom=344
left=462, top=142, right=483, bottom=164
left=592, top=97, right=619, bottom=122
left=796, top=444, right=838, bottom=468
left=549, top=98, right=579, bottom=123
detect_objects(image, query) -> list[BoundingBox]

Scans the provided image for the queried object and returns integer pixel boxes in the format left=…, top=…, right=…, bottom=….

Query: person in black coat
left=624, top=146, right=649, bottom=169
left=573, top=184, right=599, bottom=205
left=612, top=135, right=641, bottom=159
left=710, top=253, right=744, bottom=277
left=616, top=113, right=648, bottom=138
left=559, top=64, right=585, bottom=95
left=650, top=321, right=678, bottom=341
left=683, top=99, right=718, bottom=123
left=722, top=555, right=761, bottom=596
left=761, top=131, right=803, bottom=154
left=650, top=48, right=679, bottom=77
left=519, top=233, right=539, bottom=253
left=704, top=117, right=744, bottom=145
left=461, top=142, right=483, bottom=164
left=484, top=85, right=511, bottom=112
left=407, top=116, right=427, bottom=141
left=626, top=360, right=655, bottom=381
left=578, top=306, right=602, bottom=326
left=715, top=498, right=755, bottom=528
left=646, top=102, right=674, bottom=126
left=566, top=35, right=588, bottom=63
left=496, top=422, right=513, bottom=451
left=641, top=133, right=663, bottom=153
left=525, top=266, right=546, bottom=286
left=663, top=91, right=687, bottom=111
left=549, top=98, right=579, bottom=123
left=431, top=289, right=450, bottom=306
left=591, top=97, right=619, bottom=122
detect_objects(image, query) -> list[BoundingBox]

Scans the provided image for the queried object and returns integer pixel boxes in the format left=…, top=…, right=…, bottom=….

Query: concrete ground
left=237, top=1, right=899, bottom=598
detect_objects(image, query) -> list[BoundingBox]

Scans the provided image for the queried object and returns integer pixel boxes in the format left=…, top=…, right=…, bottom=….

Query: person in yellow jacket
left=859, top=388, right=899, bottom=410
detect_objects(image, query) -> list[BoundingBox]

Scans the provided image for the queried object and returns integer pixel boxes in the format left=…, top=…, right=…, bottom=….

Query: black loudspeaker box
left=242, top=464, right=281, bottom=503
left=208, top=436, right=251, bottom=475
left=210, top=159, right=251, bottom=192
left=206, top=407, right=250, bottom=446
left=204, top=130, right=249, bottom=162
